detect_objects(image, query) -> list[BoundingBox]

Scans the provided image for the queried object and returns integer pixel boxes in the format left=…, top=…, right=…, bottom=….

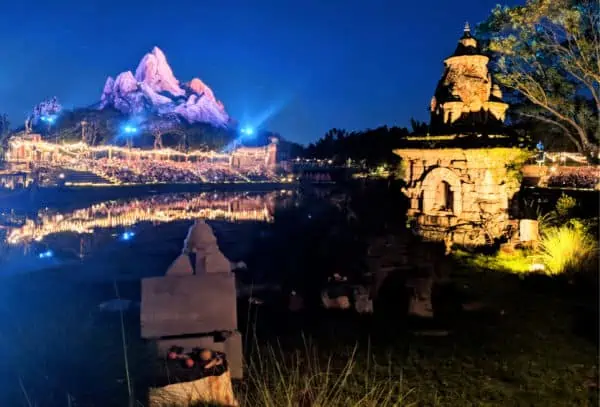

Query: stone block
left=149, top=370, right=239, bottom=407
left=519, top=219, right=539, bottom=242
left=141, top=273, right=237, bottom=339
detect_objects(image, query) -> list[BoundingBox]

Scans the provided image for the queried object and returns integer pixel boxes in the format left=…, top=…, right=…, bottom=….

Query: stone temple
left=429, top=23, right=509, bottom=135
left=394, top=24, right=523, bottom=246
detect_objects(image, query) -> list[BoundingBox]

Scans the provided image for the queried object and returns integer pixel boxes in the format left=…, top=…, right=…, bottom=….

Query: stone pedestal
left=519, top=219, right=539, bottom=243
left=141, top=272, right=243, bottom=406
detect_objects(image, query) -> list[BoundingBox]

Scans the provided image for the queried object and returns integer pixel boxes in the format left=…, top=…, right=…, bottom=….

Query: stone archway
left=420, top=167, right=463, bottom=216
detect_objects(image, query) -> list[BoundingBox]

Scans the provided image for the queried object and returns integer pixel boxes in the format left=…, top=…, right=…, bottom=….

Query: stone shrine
left=395, top=24, right=524, bottom=246
left=141, top=221, right=242, bottom=406
left=429, top=23, right=509, bottom=135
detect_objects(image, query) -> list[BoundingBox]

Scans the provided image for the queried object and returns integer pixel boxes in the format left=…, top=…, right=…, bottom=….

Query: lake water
left=0, top=187, right=348, bottom=406
left=0, top=189, right=304, bottom=279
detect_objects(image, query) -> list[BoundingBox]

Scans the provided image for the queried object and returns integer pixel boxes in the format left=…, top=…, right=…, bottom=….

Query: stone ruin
left=140, top=220, right=242, bottom=407
left=429, top=23, right=509, bottom=135
left=394, top=148, right=523, bottom=245
left=394, top=24, right=523, bottom=246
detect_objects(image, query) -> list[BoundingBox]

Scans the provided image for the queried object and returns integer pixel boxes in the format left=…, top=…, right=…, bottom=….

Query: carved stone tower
left=429, top=23, right=509, bottom=134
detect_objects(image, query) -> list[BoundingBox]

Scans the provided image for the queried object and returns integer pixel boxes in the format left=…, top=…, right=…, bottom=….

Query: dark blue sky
left=0, top=0, right=521, bottom=144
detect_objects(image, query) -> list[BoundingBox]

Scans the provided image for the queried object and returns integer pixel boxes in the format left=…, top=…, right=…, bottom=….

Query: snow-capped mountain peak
left=99, top=47, right=229, bottom=127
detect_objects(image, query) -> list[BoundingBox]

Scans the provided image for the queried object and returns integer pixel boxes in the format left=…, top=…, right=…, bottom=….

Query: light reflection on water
left=0, top=190, right=297, bottom=276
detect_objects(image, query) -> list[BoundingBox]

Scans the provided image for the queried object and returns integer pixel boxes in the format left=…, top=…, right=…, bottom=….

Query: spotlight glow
left=123, top=125, right=138, bottom=134
left=38, top=249, right=54, bottom=259
left=121, top=231, right=135, bottom=241
left=240, top=127, right=254, bottom=136
left=41, top=115, right=57, bottom=124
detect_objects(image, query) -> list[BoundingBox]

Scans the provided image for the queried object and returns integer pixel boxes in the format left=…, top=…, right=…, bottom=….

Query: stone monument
left=394, top=24, right=524, bottom=246
left=141, top=220, right=242, bottom=406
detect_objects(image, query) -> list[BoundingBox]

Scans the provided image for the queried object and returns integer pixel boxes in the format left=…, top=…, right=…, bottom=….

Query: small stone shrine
left=141, top=220, right=242, bottom=407
left=394, top=24, right=524, bottom=245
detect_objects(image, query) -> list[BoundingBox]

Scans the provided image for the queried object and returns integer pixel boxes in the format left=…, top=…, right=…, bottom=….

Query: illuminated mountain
left=99, top=47, right=229, bottom=127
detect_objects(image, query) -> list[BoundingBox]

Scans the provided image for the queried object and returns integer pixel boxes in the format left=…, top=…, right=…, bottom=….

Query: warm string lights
left=6, top=136, right=280, bottom=185
left=5, top=192, right=283, bottom=245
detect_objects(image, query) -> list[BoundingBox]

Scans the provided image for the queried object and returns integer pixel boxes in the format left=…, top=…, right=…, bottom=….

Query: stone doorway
left=421, top=167, right=463, bottom=216
left=434, top=181, right=454, bottom=212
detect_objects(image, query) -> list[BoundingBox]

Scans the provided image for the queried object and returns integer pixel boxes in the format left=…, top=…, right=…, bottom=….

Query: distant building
left=229, top=137, right=278, bottom=171
left=429, top=23, right=509, bottom=135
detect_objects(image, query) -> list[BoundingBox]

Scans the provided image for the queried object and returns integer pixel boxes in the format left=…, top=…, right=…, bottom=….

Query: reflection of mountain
left=4, top=191, right=295, bottom=245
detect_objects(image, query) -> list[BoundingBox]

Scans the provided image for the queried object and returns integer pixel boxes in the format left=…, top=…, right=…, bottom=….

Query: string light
left=5, top=192, right=286, bottom=244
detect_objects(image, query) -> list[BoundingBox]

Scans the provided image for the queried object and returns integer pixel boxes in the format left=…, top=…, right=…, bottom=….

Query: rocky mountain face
left=99, top=47, right=229, bottom=127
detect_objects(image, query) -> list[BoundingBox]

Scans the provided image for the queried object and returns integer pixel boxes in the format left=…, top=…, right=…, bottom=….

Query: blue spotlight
left=123, top=125, right=138, bottom=134
left=38, top=249, right=54, bottom=259
left=240, top=127, right=254, bottom=136
left=41, top=115, right=57, bottom=124
left=121, top=231, right=135, bottom=241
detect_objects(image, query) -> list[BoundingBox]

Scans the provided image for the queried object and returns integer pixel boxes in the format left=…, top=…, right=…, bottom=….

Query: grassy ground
left=2, top=249, right=598, bottom=406
left=2, top=184, right=598, bottom=406
left=237, top=261, right=598, bottom=406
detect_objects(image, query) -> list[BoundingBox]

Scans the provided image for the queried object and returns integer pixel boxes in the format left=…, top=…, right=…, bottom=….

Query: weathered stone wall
left=394, top=148, right=524, bottom=245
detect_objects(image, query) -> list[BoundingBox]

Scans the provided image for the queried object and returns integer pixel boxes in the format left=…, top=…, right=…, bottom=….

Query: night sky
left=0, top=0, right=521, bottom=145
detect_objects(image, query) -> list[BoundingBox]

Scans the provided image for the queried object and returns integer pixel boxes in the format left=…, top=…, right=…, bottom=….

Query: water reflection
left=1, top=190, right=295, bottom=246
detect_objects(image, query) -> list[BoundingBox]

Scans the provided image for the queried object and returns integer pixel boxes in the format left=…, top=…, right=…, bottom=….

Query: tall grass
left=540, top=224, right=598, bottom=275
left=238, top=339, right=410, bottom=407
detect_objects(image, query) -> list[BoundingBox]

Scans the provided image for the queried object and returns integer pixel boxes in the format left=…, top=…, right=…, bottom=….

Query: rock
left=353, top=286, right=374, bottom=314
left=407, top=277, right=434, bottom=318
left=321, top=291, right=351, bottom=310
left=99, top=47, right=229, bottom=127
left=148, top=370, right=238, bottom=407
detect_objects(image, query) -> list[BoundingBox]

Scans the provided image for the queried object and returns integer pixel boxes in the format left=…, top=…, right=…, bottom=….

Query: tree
left=479, top=0, right=599, bottom=153
left=306, top=126, right=409, bottom=167
left=409, top=118, right=428, bottom=135
left=142, top=113, right=184, bottom=149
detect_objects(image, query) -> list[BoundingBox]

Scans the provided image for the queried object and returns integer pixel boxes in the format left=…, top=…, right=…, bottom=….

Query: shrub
left=540, top=222, right=598, bottom=275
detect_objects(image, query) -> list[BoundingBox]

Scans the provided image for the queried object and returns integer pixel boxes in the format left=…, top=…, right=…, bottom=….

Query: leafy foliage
left=540, top=221, right=598, bottom=275
left=478, top=0, right=600, bottom=153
